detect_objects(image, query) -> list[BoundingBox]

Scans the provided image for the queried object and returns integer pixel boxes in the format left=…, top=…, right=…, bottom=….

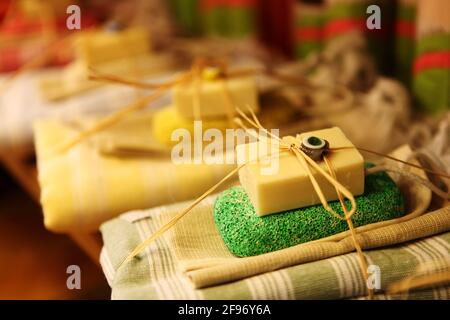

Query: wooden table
left=0, top=151, right=103, bottom=265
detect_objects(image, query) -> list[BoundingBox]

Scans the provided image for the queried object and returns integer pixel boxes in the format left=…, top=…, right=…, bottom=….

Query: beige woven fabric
left=101, top=208, right=450, bottom=299
left=187, top=207, right=450, bottom=288
left=157, top=145, right=440, bottom=288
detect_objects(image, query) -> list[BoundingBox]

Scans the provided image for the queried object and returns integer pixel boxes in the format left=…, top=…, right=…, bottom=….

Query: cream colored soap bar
left=173, top=76, right=259, bottom=119
left=236, top=127, right=365, bottom=216
left=75, top=27, right=151, bottom=67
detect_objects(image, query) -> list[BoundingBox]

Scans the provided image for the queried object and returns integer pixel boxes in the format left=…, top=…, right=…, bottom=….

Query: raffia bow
left=45, top=59, right=449, bottom=300
left=49, top=57, right=262, bottom=156
left=118, top=102, right=375, bottom=297
left=56, top=57, right=373, bottom=295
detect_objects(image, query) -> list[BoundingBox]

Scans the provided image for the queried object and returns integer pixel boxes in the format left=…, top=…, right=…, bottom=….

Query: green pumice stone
left=213, top=170, right=404, bottom=257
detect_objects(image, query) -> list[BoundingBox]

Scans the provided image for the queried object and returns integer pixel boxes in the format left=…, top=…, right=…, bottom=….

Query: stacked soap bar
left=37, top=27, right=171, bottom=101
left=153, top=72, right=259, bottom=147
left=75, top=27, right=151, bottom=67
left=236, top=127, right=365, bottom=216
left=173, top=75, right=259, bottom=119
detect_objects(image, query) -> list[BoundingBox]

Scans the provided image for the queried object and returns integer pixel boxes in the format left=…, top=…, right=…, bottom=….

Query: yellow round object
left=152, top=106, right=231, bottom=147
left=201, top=67, right=222, bottom=81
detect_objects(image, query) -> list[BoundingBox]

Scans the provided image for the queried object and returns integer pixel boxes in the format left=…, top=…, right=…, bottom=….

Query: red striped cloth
left=295, top=27, right=322, bottom=41
left=324, top=18, right=386, bottom=38
left=2, top=10, right=97, bottom=34
left=0, top=40, right=72, bottom=73
left=413, top=51, right=450, bottom=74
left=0, top=12, right=97, bottom=73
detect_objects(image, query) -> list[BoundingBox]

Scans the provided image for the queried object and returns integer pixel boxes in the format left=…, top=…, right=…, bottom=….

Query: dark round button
left=300, top=136, right=329, bottom=160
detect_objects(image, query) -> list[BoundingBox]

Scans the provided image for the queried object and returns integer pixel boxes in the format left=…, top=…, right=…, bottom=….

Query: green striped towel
left=100, top=198, right=450, bottom=300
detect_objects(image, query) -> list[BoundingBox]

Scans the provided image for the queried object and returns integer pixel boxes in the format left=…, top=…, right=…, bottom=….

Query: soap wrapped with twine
left=120, top=108, right=449, bottom=301
left=48, top=59, right=450, bottom=300
left=120, top=105, right=378, bottom=296
left=152, top=145, right=444, bottom=291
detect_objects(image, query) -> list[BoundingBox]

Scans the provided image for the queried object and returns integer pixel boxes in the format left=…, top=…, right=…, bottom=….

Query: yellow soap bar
left=236, top=127, right=365, bottom=216
left=152, top=105, right=231, bottom=147
left=173, top=76, right=259, bottom=119
left=75, top=27, right=151, bottom=67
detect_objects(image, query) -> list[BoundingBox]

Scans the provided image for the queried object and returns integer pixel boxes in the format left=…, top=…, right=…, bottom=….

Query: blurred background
left=0, top=0, right=448, bottom=299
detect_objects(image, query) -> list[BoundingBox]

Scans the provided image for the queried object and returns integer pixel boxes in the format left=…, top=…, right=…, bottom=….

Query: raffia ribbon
left=54, top=57, right=341, bottom=157
left=47, top=60, right=449, bottom=300
left=182, top=205, right=450, bottom=289
left=119, top=102, right=377, bottom=296
left=51, top=58, right=262, bottom=156
left=119, top=112, right=449, bottom=301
